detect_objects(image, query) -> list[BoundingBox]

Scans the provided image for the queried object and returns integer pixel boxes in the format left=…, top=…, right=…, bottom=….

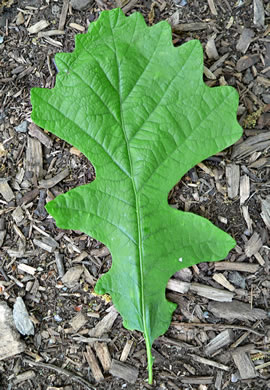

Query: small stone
left=13, top=297, right=35, bottom=336
left=243, top=68, right=254, bottom=84
left=70, top=0, right=93, bottom=11
left=15, top=121, right=28, bottom=133
left=228, top=271, right=246, bottom=289
left=262, top=94, right=270, bottom=104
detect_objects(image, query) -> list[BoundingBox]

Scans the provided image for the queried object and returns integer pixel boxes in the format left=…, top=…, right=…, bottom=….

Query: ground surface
left=0, top=0, right=270, bottom=389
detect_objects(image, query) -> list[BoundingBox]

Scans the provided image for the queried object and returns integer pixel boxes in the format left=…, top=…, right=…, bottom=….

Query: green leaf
left=31, top=8, right=242, bottom=383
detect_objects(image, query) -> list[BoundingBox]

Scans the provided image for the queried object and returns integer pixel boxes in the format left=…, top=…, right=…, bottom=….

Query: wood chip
left=256, top=75, right=270, bottom=88
left=69, top=312, right=87, bottom=332
left=240, top=175, right=250, bottom=204
left=109, top=359, right=138, bottom=384
left=13, top=370, right=35, bottom=384
left=12, top=206, right=24, bottom=225
left=261, top=196, right=270, bottom=229
left=253, top=0, right=265, bottom=27
left=62, top=266, right=84, bottom=288
left=84, top=346, right=104, bottom=382
left=225, top=164, right=240, bottom=199
left=208, top=300, right=267, bottom=321
left=245, top=232, right=262, bottom=257
left=0, top=180, right=15, bottom=202
left=38, top=30, right=65, bottom=38
left=120, top=339, right=133, bottom=362
left=58, top=0, right=69, bottom=30
left=214, top=261, right=259, bottom=273
left=232, top=133, right=270, bottom=159
left=213, top=273, right=235, bottom=292
left=89, top=307, right=118, bottom=337
left=190, top=283, right=234, bottom=302
left=207, top=0, right=217, bottom=15
left=28, top=123, right=53, bottom=148
left=0, top=301, right=25, bottom=360
left=181, top=376, right=213, bottom=385
left=39, top=168, right=69, bottom=189
left=17, top=263, right=36, bottom=276
left=236, top=28, right=255, bottom=54
left=167, top=279, right=190, bottom=294
left=94, top=342, right=111, bottom=371
left=232, top=350, right=257, bottom=379
left=205, top=36, right=219, bottom=59
left=69, top=22, right=85, bottom=32
left=28, top=20, right=49, bottom=34
left=189, top=354, right=230, bottom=371
left=242, top=205, right=253, bottom=232
left=236, top=54, right=260, bottom=72
left=173, top=22, right=210, bottom=32
left=205, top=329, right=234, bottom=355
left=26, top=136, right=43, bottom=182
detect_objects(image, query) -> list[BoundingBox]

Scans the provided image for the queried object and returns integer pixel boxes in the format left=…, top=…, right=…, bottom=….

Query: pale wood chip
left=231, top=132, right=270, bottom=159
left=173, top=22, right=210, bottom=32
left=214, top=261, right=259, bottom=273
left=17, top=263, right=36, bottom=276
left=70, top=146, right=82, bottom=157
left=207, top=0, right=217, bottom=15
left=38, top=30, right=65, bottom=38
left=12, top=206, right=24, bottom=225
left=253, top=0, right=265, bottom=27
left=254, top=252, right=265, bottom=266
left=62, top=266, right=84, bottom=288
left=208, top=300, right=267, bottom=321
left=84, top=346, right=104, bottom=382
left=205, top=329, right=234, bottom=355
left=39, top=168, right=69, bottom=189
left=109, top=359, right=138, bottom=384
left=181, top=377, right=213, bottom=385
left=69, top=312, right=87, bottom=332
left=89, top=307, right=118, bottom=337
left=58, top=0, right=69, bottom=30
left=91, top=246, right=110, bottom=257
left=26, top=136, right=43, bottom=182
left=94, top=342, right=111, bottom=371
left=0, top=181, right=15, bottom=202
left=261, top=196, right=270, bottom=229
left=245, top=232, right=262, bottom=257
left=189, top=354, right=230, bottom=371
left=69, top=22, right=85, bottom=32
left=13, top=370, right=35, bottom=384
left=226, top=164, right=240, bottom=199
left=190, top=283, right=234, bottom=302
left=256, top=75, right=270, bottom=87
left=213, top=273, right=235, bottom=292
left=28, top=20, right=49, bottom=34
left=242, top=205, right=253, bottom=232
left=236, top=28, right=255, bottom=53
left=232, top=350, right=257, bottom=379
left=120, top=339, right=133, bottom=362
left=167, top=279, right=190, bottom=294
left=0, top=301, right=25, bottom=360
left=240, top=175, right=250, bottom=205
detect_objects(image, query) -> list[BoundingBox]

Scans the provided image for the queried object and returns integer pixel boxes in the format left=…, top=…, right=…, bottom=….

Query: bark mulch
left=0, top=0, right=270, bottom=389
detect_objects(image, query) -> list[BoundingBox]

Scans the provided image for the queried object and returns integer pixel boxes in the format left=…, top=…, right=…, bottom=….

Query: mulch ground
left=0, top=0, right=270, bottom=389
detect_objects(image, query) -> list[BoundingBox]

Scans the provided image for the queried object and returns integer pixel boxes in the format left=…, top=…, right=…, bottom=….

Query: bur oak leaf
left=31, top=8, right=242, bottom=383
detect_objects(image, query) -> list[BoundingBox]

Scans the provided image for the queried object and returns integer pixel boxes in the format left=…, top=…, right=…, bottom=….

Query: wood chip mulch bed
left=0, top=0, right=270, bottom=389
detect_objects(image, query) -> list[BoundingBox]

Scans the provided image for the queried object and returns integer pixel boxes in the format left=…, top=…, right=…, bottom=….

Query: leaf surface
left=31, top=8, right=242, bottom=382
